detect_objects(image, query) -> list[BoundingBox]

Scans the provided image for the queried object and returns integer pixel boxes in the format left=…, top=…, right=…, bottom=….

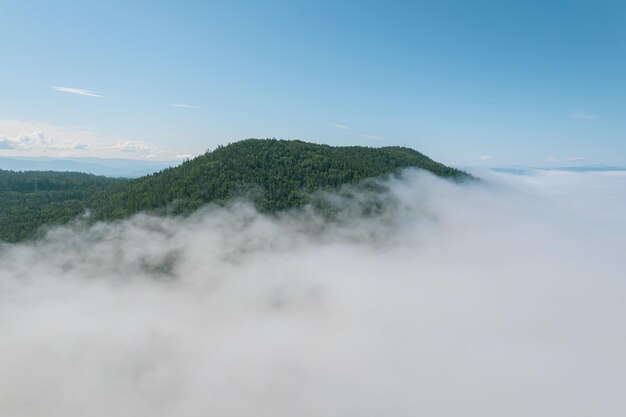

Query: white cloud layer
left=0, top=169, right=625, bottom=416
left=0, top=120, right=191, bottom=160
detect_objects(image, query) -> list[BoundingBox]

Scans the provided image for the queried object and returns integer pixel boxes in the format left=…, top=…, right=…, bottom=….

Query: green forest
left=0, top=139, right=469, bottom=242
left=0, top=171, right=124, bottom=242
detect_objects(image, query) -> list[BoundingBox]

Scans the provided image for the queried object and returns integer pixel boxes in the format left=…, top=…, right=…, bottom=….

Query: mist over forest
left=3, top=1, right=625, bottom=415
left=1, top=168, right=625, bottom=417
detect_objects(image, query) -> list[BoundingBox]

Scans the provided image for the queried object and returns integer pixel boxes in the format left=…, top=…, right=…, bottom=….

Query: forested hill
left=90, top=139, right=468, bottom=219
left=0, top=139, right=468, bottom=242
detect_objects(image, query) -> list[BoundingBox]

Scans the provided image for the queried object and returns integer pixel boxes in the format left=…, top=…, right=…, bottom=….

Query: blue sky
left=0, top=0, right=624, bottom=166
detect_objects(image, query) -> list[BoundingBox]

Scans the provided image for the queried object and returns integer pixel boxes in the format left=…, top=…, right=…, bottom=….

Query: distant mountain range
left=0, top=139, right=469, bottom=242
left=0, top=156, right=180, bottom=177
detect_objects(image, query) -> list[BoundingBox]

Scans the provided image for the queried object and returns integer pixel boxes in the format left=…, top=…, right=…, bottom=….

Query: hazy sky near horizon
left=1, top=0, right=625, bottom=165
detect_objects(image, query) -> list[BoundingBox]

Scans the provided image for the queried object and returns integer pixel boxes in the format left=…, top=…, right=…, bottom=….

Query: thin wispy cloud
left=333, top=123, right=349, bottom=130
left=363, top=134, right=384, bottom=141
left=172, top=103, right=202, bottom=109
left=52, top=86, right=103, bottom=98
left=570, top=112, right=598, bottom=120
left=480, top=155, right=494, bottom=161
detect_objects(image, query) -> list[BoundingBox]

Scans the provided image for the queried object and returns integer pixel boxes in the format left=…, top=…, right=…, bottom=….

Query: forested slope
left=0, top=139, right=469, bottom=242
left=0, top=171, right=124, bottom=242
left=90, top=139, right=468, bottom=219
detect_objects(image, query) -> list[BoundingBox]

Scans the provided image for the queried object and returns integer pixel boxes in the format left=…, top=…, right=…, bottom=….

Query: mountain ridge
left=90, top=138, right=469, bottom=219
left=0, top=139, right=469, bottom=242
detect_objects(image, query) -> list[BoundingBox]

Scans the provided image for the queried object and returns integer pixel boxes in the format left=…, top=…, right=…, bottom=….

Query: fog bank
left=1, top=169, right=625, bottom=416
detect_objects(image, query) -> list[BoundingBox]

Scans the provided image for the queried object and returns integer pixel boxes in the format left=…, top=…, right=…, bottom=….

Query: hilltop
left=90, top=139, right=468, bottom=219
left=0, top=139, right=469, bottom=242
